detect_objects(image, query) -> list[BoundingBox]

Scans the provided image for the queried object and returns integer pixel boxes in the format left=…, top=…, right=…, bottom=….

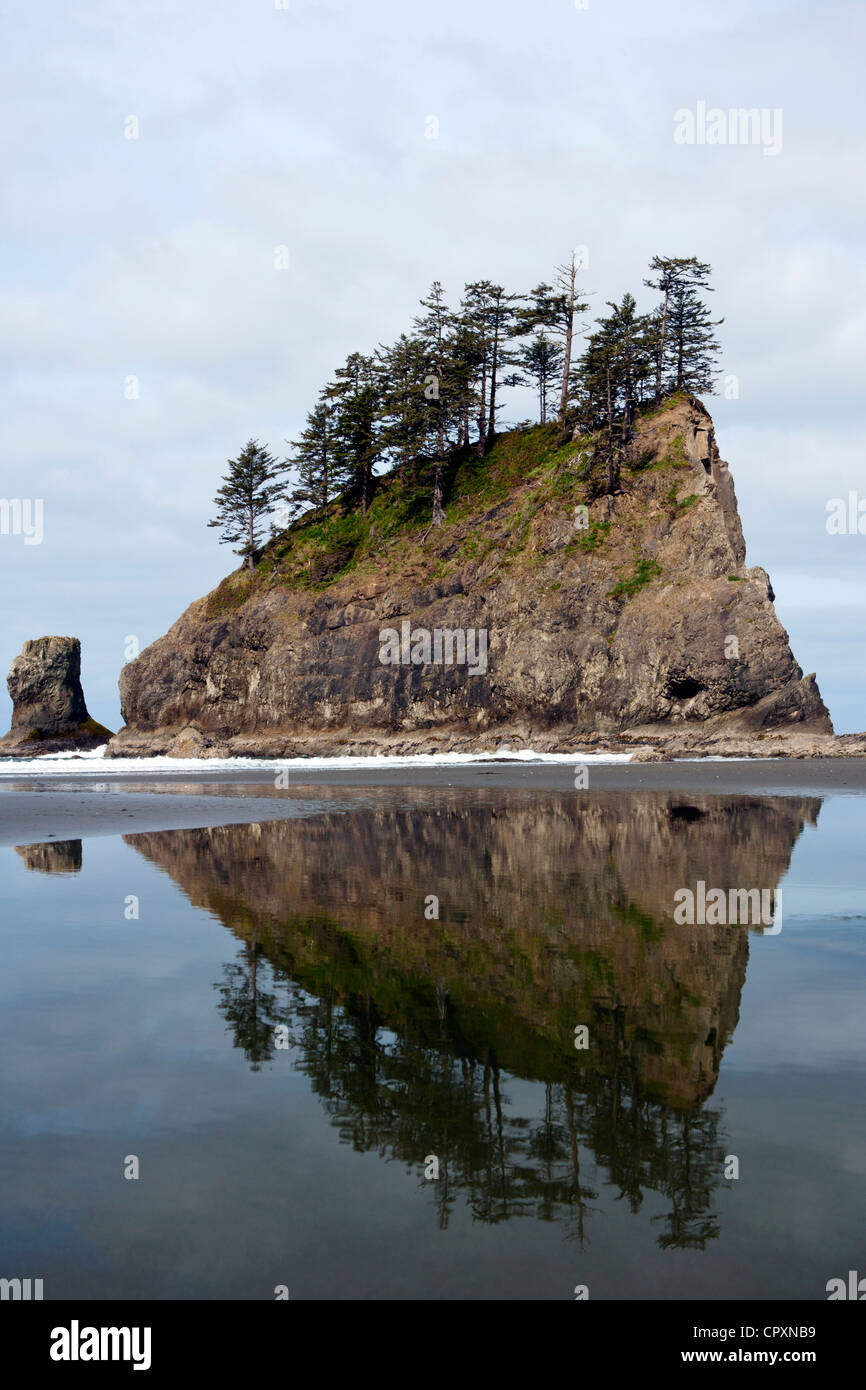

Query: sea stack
left=108, top=397, right=835, bottom=759
left=0, top=636, right=112, bottom=755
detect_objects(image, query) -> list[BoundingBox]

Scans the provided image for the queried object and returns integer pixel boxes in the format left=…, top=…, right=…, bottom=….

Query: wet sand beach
left=2, top=756, right=866, bottom=845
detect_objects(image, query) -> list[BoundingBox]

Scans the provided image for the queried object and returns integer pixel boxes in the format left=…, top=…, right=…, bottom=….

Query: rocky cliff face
left=109, top=396, right=833, bottom=758
left=0, top=636, right=112, bottom=755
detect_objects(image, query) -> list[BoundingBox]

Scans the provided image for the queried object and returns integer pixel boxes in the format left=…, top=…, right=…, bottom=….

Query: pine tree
left=413, top=282, right=455, bottom=526
left=643, top=256, right=722, bottom=399
left=376, top=334, right=431, bottom=478
left=518, top=332, right=563, bottom=424
left=459, top=281, right=494, bottom=458
left=577, top=319, right=621, bottom=492
left=287, top=395, right=338, bottom=521
left=448, top=317, right=484, bottom=448
left=478, top=282, right=524, bottom=446
left=520, top=256, right=590, bottom=428
left=265, top=256, right=726, bottom=548
left=208, top=439, right=286, bottom=571
left=577, top=294, right=653, bottom=492
left=597, top=293, right=653, bottom=437
left=454, top=281, right=523, bottom=455
left=326, top=353, right=380, bottom=514
left=666, top=277, right=723, bottom=394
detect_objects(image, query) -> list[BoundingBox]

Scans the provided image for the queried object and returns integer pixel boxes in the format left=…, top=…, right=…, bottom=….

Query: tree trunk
left=487, top=310, right=500, bottom=441
left=431, top=417, right=445, bottom=527
left=621, top=361, right=632, bottom=448
left=432, top=460, right=445, bottom=527
left=558, top=312, right=573, bottom=425
left=605, top=365, right=617, bottom=495
left=558, top=263, right=576, bottom=426
left=476, top=362, right=488, bottom=458
left=655, top=288, right=669, bottom=402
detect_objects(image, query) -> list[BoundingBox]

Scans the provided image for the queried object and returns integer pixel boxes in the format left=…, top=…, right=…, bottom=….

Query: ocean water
left=0, top=784, right=864, bottom=1300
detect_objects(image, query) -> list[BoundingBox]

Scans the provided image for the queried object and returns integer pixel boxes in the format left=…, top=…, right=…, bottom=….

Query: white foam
left=0, top=744, right=634, bottom=776
left=673, top=755, right=771, bottom=763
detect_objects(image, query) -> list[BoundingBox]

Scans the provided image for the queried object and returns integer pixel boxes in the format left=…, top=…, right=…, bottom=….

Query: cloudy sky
left=1, top=0, right=864, bottom=733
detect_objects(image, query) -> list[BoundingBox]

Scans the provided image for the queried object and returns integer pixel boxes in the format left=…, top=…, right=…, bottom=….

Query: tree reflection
left=214, top=931, right=280, bottom=1070
left=214, top=938, right=729, bottom=1249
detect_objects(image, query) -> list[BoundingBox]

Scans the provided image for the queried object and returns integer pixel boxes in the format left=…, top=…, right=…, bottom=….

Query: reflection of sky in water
left=724, top=799, right=866, bottom=1074
left=0, top=793, right=864, bottom=1301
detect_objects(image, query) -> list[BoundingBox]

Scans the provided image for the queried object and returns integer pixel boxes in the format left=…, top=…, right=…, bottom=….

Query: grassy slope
left=204, top=392, right=697, bottom=618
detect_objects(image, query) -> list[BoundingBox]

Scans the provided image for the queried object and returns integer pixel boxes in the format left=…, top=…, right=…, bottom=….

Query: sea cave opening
left=667, top=676, right=704, bottom=700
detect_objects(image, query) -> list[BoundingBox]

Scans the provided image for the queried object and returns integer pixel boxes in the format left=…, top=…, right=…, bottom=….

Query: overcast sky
left=1, top=0, right=864, bottom=734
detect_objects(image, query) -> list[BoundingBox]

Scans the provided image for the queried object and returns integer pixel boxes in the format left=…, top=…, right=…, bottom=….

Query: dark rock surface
left=0, top=636, right=112, bottom=755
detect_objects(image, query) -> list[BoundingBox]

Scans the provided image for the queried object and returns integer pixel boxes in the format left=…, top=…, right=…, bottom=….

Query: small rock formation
left=0, top=636, right=112, bottom=755
left=108, top=397, right=837, bottom=759
left=14, top=840, right=83, bottom=874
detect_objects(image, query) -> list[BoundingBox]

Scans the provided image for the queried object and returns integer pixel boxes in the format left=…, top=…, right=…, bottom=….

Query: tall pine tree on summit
left=413, top=281, right=454, bottom=527
left=643, top=256, right=722, bottom=398
left=519, top=253, right=590, bottom=428
left=578, top=293, right=653, bottom=441
left=578, top=293, right=654, bottom=494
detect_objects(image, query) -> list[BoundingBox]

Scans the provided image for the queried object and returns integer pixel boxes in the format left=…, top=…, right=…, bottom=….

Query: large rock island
left=108, top=396, right=836, bottom=759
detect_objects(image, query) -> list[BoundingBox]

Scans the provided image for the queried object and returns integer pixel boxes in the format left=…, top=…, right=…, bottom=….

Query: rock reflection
left=14, top=839, right=83, bottom=874
left=126, top=787, right=819, bottom=1247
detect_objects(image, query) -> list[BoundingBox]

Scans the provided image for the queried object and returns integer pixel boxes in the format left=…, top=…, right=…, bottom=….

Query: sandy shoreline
left=1, top=757, right=866, bottom=845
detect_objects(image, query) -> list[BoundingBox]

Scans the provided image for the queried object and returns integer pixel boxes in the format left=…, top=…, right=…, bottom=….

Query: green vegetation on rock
left=607, top=555, right=663, bottom=601
left=205, top=255, right=723, bottom=571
